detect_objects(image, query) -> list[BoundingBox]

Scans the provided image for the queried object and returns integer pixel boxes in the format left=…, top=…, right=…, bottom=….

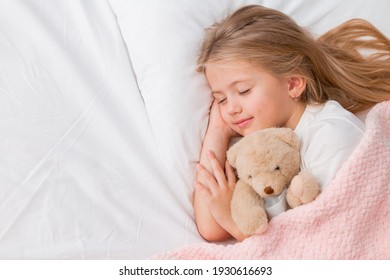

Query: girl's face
left=205, top=61, right=305, bottom=136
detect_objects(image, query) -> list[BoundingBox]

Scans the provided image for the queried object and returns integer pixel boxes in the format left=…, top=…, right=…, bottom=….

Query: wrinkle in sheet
left=21, top=73, right=44, bottom=98
left=0, top=70, right=26, bottom=111
left=1, top=0, right=205, bottom=259
left=136, top=213, right=144, bottom=242
left=0, top=0, right=123, bottom=236
left=0, top=96, right=101, bottom=241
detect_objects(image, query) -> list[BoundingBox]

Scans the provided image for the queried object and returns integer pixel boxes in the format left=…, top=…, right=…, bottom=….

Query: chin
left=242, top=127, right=265, bottom=136
left=241, top=130, right=254, bottom=136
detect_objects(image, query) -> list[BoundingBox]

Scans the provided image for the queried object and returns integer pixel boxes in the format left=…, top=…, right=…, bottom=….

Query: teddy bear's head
left=227, top=127, right=300, bottom=198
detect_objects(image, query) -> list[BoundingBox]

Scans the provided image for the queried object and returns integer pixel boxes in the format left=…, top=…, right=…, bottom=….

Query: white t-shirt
left=294, top=100, right=365, bottom=189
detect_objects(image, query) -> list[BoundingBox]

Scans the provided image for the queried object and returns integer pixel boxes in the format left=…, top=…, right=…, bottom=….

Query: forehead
left=205, top=62, right=258, bottom=90
left=205, top=61, right=253, bottom=78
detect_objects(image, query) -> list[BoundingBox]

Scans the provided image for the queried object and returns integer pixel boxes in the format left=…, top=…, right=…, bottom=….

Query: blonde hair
left=197, top=5, right=390, bottom=113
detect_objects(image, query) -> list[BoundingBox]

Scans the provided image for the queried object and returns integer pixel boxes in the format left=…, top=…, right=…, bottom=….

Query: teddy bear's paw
left=238, top=218, right=268, bottom=235
left=287, top=171, right=320, bottom=208
left=253, top=219, right=268, bottom=234
left=234, top=208, right=268, bottom=236
left=286, top=188, right=303, bottom=208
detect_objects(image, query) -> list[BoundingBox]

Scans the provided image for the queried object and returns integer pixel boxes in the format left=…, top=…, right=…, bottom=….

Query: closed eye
left=238, top=89, right=251, bottom=95
left=218, top=98, right=227, bottom=104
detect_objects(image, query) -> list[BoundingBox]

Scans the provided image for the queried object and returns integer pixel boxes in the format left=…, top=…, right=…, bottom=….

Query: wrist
left=219, top=216, right=248, bottom=241
left=206, top=126, right=236, bottom=141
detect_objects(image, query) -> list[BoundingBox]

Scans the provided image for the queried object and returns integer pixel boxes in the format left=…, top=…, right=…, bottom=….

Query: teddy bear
left=227, top=127, right=320, bottom=236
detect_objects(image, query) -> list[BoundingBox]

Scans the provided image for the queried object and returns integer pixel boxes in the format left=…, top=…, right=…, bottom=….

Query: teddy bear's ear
left=274, top=128, right=300, bottom=150
left=226, top=141, right=241, bottom=167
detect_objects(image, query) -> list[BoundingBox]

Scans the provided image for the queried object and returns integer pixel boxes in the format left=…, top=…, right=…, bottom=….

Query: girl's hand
left=193, top=101, right=246, bottom=241
left=195, top=150, right=237, bottom=230
left=208, top=99, right=238, bottom=138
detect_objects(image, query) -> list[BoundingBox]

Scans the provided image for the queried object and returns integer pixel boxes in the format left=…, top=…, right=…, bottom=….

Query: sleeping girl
left=193, top=5, right=390, bottom=242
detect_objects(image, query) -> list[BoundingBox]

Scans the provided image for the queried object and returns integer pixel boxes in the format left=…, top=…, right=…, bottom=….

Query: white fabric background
left=1, top=0, right=389, bottom=259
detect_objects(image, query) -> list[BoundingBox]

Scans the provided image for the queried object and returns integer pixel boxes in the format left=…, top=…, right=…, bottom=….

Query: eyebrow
left=211, top=91, right=224, bottom=96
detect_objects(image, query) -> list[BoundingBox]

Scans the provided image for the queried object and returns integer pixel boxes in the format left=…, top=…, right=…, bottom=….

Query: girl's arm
left=193, top=127, right=231, bottom=241
left=194, top=101, right=247, bottom=241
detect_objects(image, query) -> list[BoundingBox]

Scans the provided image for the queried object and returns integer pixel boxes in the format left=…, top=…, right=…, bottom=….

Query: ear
left=226, top=141, right=241, bottom=168
left=287, top=75, right=306, bottom=99
left=272, top=128, right=300, bottom=150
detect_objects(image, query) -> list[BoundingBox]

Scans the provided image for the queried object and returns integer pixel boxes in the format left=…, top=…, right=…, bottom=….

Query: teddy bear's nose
left=264, top=186, right=274, bottom=195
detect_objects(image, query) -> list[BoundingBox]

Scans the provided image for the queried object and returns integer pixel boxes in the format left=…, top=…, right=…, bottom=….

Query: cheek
left=219, top=106, right=240, bottom=132
left=246, top=103, right=262, bottom=115
left=246, top=95, right=278, bottom=123
left=243, top=94, right=266, bottom=114
left=219, top=107, right=231, bottom=122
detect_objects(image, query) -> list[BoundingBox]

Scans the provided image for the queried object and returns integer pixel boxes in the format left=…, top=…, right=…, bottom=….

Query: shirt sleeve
left=300, top=117, right=364, bottom=189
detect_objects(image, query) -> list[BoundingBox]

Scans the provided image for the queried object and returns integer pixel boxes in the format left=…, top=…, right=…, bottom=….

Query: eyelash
left=218, top=98, right=227, bottom=104
left=217, top=89, right=251, bottom=104
left=239, top=89, right=250, bottom=95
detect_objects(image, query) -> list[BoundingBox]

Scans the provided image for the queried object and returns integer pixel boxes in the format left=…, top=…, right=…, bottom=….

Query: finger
left=194, top=181, right=214, bottom=207
left=196, top=164, right=219, bottom=196
left=225, top=160, right=236, bottom=189
left=210, top=98, right=218, bottom=109
left=206, top=150, right=228, bottom=188
left=195, top=181, right=211, bottom=199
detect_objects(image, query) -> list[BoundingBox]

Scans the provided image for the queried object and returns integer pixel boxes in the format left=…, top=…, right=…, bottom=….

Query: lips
left=235, top=117, right=253, bottom=128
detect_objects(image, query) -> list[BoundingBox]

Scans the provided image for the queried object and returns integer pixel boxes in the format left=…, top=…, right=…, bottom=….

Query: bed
left=1, top=0, right=389, bottom=259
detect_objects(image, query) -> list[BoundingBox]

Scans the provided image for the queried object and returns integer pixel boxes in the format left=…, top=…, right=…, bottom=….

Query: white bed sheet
left=0, top=0, right=202, bottom=259
left=1, top=0, right=389, bottom=259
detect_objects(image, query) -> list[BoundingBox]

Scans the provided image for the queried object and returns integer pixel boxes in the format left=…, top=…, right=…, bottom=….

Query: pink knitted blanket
left=157, top=101, right=390, bottom=260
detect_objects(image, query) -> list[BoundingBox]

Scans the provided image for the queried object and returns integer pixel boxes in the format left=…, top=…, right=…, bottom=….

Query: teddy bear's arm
left=231, top=180, right=268, bottom=235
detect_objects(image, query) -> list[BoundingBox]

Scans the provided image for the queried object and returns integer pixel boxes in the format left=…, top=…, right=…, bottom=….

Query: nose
left=227, top=99, right=242, bottom=115
left=264, top=186, right=274, bottom=195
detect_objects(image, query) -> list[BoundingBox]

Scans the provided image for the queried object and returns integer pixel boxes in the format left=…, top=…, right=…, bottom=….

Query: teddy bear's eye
left=275, top=166, right=280, bottom=171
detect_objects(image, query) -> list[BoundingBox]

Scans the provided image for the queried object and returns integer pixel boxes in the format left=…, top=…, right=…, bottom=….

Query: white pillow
left=108, top=0, right=264, bottom=180
left=108, top=0, right=390, bottom=181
